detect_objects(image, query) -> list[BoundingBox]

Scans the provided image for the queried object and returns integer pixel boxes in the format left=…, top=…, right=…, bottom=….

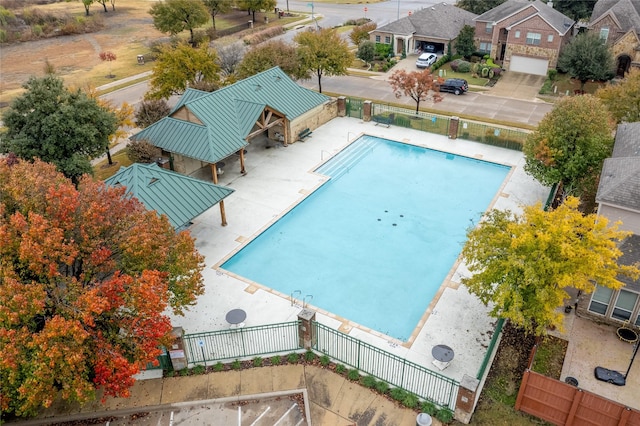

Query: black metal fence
left=313, top=321, right=460, bottom=410
left=183, top=321, right=301, bottom=364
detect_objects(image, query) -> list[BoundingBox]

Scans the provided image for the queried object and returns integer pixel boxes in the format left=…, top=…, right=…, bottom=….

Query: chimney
left=548, top=1, right=554, bottom=8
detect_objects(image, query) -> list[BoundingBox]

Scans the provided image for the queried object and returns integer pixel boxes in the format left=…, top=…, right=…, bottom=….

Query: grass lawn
left=439, top=64, right=489, bottom=87
left=93, top=149, right=132, bottom=181
left=531, top=336, right=568, bottom=380
left=540, top=71, right=607, bottom=98
left=456, top=323, right=559, bottom=425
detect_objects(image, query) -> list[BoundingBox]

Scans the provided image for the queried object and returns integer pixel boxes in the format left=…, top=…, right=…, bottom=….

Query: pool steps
left=316, top=138, right=377, bottom=179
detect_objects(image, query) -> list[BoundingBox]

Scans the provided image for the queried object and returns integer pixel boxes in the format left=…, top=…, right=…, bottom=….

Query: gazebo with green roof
left=131, top=66, right=331, bottom=183
left=105, top=163, right=234, bottom=229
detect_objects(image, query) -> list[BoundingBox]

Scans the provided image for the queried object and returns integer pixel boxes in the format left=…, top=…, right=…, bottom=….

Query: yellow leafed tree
left=461, top=197, right=639, bottom=335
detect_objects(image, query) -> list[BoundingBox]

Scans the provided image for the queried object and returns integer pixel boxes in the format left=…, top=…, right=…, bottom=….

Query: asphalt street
left=103, top=73, right=552, bottom=128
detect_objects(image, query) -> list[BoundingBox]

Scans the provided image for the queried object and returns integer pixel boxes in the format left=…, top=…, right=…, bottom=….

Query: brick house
left=588, top=0, right=640, bottom=76
left=577, top=122, right=640, bottom=328
left=369, top=2, right=477, bottom=57
left=473, top=0, right=575, bottom=75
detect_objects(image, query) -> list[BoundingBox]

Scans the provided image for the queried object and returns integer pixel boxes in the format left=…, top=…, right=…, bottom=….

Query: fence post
left=168, top=326, right=188, bottom=371
left=448, top=116, right=459, bottom=139
left=565, top=389, right=583, bottom=426
left=363, top=100, right=372, bottom=122
left=337, top=96, right=346, bottom=117
left=298, top=309, right=316, bottom=349
left=454, top=374, right=480, bottom=424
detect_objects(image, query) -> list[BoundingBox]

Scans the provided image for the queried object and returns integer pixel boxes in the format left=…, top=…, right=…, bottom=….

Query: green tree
left=596, top=68, right=640, bottom=124
left=388, top=69, right=443, bottom=113
left=349, top=22, right=376, bottom=46
left=146, top=42, right=221, bottom=100
left=523, top=95, right=614, bottom=200
left=462, top=197, right=639, bottom=335
left=357, top=40, right=375, bottom=65
left=295, top=28, right=352, bottom=93
left=149, top=0, right=209, bottom=46
left=0, top=159, right=204, bottom=417
left=0, top=74, right=117, bottom=183
left=455, top=25, right=476, bottom=59
left=237, top=0, right=277, bottom=22
left=236, top=40, right=306, bottom=80
left=203, top=0, right=231, bottom=30
left=552, top=0, right=597, bottom=21
left=456, top=0, right=506, bottom=14
left=81, top=0, right=94, bottom=16
left=557, top=32, right=615, bottom=91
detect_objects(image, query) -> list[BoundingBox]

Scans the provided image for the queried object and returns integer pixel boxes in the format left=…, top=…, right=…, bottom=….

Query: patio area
left=167, top=116, right=549, bottom=384
left=552, top=311, right=640, bottom=410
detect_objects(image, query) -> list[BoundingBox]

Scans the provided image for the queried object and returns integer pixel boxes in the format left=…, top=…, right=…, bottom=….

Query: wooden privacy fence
left=515, top=370, right=640, bottom=426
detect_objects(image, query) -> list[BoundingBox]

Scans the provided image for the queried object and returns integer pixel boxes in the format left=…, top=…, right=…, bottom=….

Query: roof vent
left=148, top=177, right=159, bottom=186
left=254, top=84, right=262, bottom=91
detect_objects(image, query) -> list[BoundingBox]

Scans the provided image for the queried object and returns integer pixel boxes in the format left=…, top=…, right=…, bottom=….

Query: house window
left=526, top=32, right=541, bottom=45
left=485, top=22, right=493, bottom=34
left=588, top=285, right=613, bottom=315
left=375, top=35, right=380, bottom=43
left=515, top=30, right=520, bottom=38
left=479, top=42, right=492, bottom=53
left=612, top=290, right=638, bottom=321
left=600, top=26, right=609, bottom=42
left=547, top=34, right=554, bottom=42
left=384, top=36, right=391, bottom=44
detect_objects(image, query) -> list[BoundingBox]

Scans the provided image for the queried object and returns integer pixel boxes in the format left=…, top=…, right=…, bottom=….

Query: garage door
left=509, top=55, right=548, bottom=76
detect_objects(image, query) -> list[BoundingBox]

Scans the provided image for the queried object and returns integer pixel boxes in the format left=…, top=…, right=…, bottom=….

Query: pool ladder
left=303, top=294, right=313, bottom=308
left=290, top=290, right=301, bottom=307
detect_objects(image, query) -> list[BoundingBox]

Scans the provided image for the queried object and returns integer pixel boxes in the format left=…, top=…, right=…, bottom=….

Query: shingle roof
left=375, top=2, right=478, bottom=39
left=474, top=0, right=574, bottom=34
left=616, top=234, right=640, bottom=292
left=612, top=122, right=640, bottom=158
left=591, top=0, right=640, bottom=34
left=104, top=163, right=234, bottom=230
left=132, top=67, right=329, bottom=164
left=596, top=123, right=640, bottom=211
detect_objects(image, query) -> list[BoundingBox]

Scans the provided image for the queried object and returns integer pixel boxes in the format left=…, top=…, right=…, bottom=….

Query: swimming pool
left=222, top=135, right=510, bottom=341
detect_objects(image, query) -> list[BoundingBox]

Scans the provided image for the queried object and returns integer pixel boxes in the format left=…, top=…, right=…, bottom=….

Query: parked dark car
left=438, top=78, right=468, bottom=95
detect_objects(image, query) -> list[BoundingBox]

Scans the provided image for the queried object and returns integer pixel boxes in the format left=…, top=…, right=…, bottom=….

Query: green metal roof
left=171, top=87, right=210, bottom=113
left=132, top=67, right=329, bottom=164
left=104, top=163, right=234, bottom=230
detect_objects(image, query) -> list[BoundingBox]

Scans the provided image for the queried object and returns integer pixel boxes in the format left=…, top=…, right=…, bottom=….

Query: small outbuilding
left=131, top=67, right=333, bottom=182
left=105, top=163, right=234, bottom=230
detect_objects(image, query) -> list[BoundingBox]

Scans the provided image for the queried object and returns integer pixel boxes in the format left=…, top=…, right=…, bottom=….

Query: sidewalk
left=15, top=365, right=440, bottom=426
left=97, top=71, right=152, bottom=92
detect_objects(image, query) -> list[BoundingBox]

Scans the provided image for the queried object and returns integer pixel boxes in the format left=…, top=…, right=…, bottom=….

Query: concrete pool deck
left=168, top=117, right=549, bottom=384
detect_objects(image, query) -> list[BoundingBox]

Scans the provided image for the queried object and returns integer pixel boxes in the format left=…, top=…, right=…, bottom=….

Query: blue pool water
left=222, top=135, right=510, bottom=340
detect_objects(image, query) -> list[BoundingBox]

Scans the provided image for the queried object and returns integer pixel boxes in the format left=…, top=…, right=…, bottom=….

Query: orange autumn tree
left=388, top=68, right=444, bottom=113
left=0, top=159, right=205, bottom=417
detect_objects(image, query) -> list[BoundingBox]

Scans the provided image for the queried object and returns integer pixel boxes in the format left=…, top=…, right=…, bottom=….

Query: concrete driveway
left=488, top=71, right=546, bottom=101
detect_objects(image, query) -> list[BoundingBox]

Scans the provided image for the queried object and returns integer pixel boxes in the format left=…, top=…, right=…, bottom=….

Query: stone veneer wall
left=612, top=31, right=640, bottom=65
left=289, top=98, right=338, bottom=144
left=505, top=44, right=560, bottom=68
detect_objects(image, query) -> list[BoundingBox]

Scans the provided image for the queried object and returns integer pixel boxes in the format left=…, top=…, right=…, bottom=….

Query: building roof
left=104, top=163, right=234, bottom=230
left=591, top=0, right=640, bottom=34
left=375, top=2, right=477, bottom=39
left=616, top=234, right=640, bottom=292
left=474, top=0, right=574, bottom=35
left=596, top=122, right=640, bottom=212
left=132, top=67, right=330, bottom=164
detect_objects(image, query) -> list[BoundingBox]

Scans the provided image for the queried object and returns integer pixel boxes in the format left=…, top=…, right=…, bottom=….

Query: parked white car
left=416, top=53, right=437, bottom=69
